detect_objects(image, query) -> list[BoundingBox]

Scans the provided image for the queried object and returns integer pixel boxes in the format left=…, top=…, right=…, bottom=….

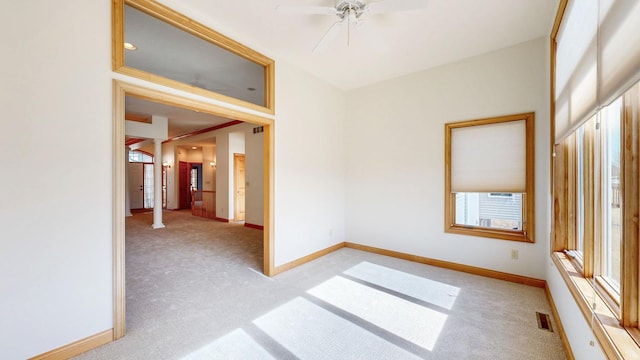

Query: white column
left=124, top=146, right=132, bottom=217
left=152, top=139, right=165, bottom=229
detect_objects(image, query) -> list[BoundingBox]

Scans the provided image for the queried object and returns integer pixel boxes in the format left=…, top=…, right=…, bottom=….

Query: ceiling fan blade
left=276, top=5, right=337, bottom=15
left=313, top=20, right=344, bottom=54
left=366, top=0, right=429, bottom=14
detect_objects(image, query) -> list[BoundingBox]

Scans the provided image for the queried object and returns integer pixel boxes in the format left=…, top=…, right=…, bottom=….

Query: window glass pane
left=602, top=98, right=622, bottom=291
left=454, top=192, right=523, bottom=231
left=191, top=168, right=198, bottom=191
left=128, top=150, right=153, bottom=163
left=124, top=4, right=266, bottom=107
left=576, top=126, right=585, bottom=256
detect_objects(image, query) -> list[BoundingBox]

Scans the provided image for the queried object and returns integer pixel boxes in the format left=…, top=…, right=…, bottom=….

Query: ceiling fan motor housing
left=336, top=0, right=366, bottom=19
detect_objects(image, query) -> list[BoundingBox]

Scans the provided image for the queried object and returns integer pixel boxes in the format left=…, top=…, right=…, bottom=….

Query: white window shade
left=450, top=120, right=526, bottom=193
left=554, top=0, right=598, bottom=143
left=555, top=0, right=640, bottom=143
left=598, top=0, right=640, bottom=107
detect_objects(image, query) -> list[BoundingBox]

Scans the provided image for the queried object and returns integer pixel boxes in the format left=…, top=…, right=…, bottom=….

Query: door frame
left=112, top=80, right=275, bottom=339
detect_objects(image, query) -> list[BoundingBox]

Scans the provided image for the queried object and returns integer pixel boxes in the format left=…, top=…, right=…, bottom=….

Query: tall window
left=552, top=0, right=640, bottom=355
left=445, top=113, right=535, bottom=242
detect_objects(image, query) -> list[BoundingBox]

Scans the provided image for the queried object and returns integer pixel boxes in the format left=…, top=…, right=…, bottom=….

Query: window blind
left=554, top=0, right=598, bottom=143
left=598, top=0, right=640, bottom=107
left=555, top=0, right=640, bottom=143
left=450, top=120, right=527, bottom=193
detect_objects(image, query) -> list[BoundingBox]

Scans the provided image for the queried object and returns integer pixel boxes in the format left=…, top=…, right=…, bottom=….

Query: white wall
left=202, top=145, right=216, bottom=191
left=215, top=132, right=230, bottom=218
left=0, top=1, right=113, bottom=359
left=186, top=148, right=203, bottom=163
left=273, top=62, right=347, bottom=266
left=227, top=131, right=245, bottom=220
left=245, top=127, right=264, bottom=226
left=162, top=142, right=178, bottom=209
left=345, top=38, right=550, bottom=279
left=547, top=264, right=606, bottom=359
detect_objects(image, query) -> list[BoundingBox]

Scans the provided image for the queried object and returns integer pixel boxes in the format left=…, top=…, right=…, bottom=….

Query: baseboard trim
left=544, top=283, right=575, bottom=360
left=244, top=223, right=264, bottom=230
left=214, top=217, right=229, bottom=223
left=29, top=329, right=113, bottom=360
left=272, top=242, right=345, bottom=276
left=344, top=242, right=546, bottom=288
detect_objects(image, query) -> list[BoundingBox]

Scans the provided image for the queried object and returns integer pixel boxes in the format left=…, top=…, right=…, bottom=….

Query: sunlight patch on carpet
left=308, top=276, right=447, bottom=351
left=344, top=261, right=460, bottom=310
left=181, top=329, right=275, bottom=360
left=253, top=297, right=421, bottom=360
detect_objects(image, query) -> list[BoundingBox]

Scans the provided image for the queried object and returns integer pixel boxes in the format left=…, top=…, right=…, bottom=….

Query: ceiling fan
left=277, top=0, right=429, bottom=53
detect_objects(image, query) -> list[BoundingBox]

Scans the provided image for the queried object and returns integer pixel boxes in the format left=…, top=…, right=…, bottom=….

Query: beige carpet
left=75, top=210, right=566, bottom=359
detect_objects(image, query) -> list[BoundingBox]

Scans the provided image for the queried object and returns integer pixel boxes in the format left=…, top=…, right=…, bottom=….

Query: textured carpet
left=75, top=210, right=566, bottom=359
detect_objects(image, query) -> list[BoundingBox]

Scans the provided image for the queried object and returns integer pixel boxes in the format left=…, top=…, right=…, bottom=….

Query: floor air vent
left=536, top=312, right=553, bottom=332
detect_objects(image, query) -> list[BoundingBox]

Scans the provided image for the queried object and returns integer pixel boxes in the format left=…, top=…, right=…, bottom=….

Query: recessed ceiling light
left=124, top=42, right=137, bottom=50
left=192, top=146, right=197, bottom=150
left=247, top=87, right=256, bottom=91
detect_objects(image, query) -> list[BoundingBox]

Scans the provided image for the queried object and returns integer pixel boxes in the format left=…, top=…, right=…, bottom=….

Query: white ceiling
left=126, top=96, right=231, bottom=137
left=126, top=0, right=558, bottom=145
left=161, top=0, right=559, bottom=90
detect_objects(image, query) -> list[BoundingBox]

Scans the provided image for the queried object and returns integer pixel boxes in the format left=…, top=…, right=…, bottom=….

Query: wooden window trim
left=583, top=122, right=596, bottom=278
left=444, top=112, right=535, bottom=243
left=112, top=0, right=275, bottom=115
left=595, top=275, right=622, bottom=312
left=553, top=253, right=640, bottom=359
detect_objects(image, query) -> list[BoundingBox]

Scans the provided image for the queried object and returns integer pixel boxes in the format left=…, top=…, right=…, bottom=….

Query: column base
left=151, top=223, right=165, bottom=229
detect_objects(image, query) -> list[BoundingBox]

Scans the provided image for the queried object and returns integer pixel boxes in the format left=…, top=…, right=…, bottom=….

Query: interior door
left=129, top=162, right=144, bottom=209
left=234, top=154, right=246, bottom=221
left=179, top=161, right=190, bottom=209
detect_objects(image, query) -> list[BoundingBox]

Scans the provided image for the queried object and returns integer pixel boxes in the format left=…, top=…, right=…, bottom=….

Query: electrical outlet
left=511, top=249, right=519, bottom=260
left=329, top=229, right=333, bottom=237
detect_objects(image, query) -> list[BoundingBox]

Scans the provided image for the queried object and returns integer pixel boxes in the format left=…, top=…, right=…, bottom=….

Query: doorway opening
left=128, top=150, right=156, bottom=211
left=113, top=80, right=274, bottom=339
